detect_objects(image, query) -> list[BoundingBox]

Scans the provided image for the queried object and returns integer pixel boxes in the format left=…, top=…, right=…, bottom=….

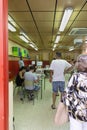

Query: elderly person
left=62, top=54, right=87, bottom=130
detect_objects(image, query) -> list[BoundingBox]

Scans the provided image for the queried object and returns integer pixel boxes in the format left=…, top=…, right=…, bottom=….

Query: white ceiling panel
left=17, top=21, right=38, bottom=33
left=28, top=0, right=55, bottom=11
left=9, top=12, right=33, bottom=22
left=56, top=0, right=85, bottom=11
left=33, top=12, right=54, bottom=21
left=8, top=0, right=29, bottom=11
left=76, top=11, right=87, bottom=20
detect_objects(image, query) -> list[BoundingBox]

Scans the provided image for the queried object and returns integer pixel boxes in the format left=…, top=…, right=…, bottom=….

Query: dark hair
left=26, top=66, right=30, bottom=72
left=75, top=54, right=87, bottom=72
left=29, top=65, right=35, bottom=71
left=19, top=66, right=26, bottom=71
left=56, top=52, right=61, bottom=57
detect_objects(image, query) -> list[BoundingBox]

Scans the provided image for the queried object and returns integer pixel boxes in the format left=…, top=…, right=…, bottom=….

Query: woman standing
left=62, top=54, right=87, bottom=130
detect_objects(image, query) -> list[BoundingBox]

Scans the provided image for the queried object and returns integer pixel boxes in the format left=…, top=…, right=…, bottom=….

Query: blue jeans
left=52, top=81, right=65, bottom=93
left=34, top=85, right=40, bottom=91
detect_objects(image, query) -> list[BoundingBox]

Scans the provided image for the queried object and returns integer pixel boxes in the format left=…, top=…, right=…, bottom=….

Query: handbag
left=55, top=101, right=69, bottom=126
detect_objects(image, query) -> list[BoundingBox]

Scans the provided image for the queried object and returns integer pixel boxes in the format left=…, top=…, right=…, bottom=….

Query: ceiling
left=8, top=0, right=87, bottom=53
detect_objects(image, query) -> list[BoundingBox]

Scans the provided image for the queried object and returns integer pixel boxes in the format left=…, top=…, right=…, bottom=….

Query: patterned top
left=63, top=72, right=87, bottom=122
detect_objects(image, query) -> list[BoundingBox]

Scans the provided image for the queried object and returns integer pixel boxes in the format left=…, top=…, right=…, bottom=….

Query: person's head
left=82, top=43, right=87, bottom=54
left=20, top=56, right=23, bottom=60
left=19, top=66, right=26, bottom=73
left=26, top=66, right=30, bottom=72
left=75, top=54, right=87, bottom=72
left=55, top=52, right=62, bottom=59
left=29, top=65, right=35, bottom=72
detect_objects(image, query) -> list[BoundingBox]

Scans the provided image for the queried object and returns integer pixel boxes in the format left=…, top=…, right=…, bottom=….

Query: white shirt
left=18, top=60, right=24, bottom=68
left=50, top=59, right=72, bottom=81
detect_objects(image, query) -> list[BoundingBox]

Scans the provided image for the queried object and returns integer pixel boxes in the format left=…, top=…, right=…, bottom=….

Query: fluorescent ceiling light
left=53, top=44, right=57, bottom=48
left=54, top=36, right=60, bottom=43
left=69, top=46, right=74, bottom=51
left=59, top=7, right=73, bottom=32
left=8, top=15, right=16, bottom=27
left=52, top=48, right=55, bottom=51
left=29, top=44, right=38, bottom=51
left=20, top=32, right=30, bottom=41
left=19, top=35, right=29, bottom=43
left=8, top=23, right=16, bottom=32
left=35, top=48, right=38, bottom=51
left=29, top=44, right=34, bottom=48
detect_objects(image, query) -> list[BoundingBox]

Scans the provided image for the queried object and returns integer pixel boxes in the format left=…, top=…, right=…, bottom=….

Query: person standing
left=62, top=54, right=87, bottom=130
left=49, top=52, right=72, bottom=109
left=18, top=56, right=25, bottom=68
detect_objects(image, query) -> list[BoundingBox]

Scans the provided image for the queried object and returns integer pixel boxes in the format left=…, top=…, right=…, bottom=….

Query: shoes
left=56, top=93, right=59, bottom=96
left=20, top=98, right=24, bottom=101
left=51, top=104, right=56, bottom=109
left=28, top=94, right=34, bottom=100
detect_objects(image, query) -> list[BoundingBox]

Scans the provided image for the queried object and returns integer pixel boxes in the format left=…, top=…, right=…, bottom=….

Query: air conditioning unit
left=69, top=28, right=87, bottom=35
left=74, top=39, right=83, bottom=45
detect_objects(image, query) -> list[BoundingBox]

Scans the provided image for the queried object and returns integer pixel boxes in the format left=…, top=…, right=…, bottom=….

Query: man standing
left=49, top=52, right=72, bottom=109
left=18, top=56, right=25, bottom=68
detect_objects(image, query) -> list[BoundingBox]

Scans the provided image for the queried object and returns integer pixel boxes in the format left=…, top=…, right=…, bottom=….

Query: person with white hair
left=62, top=54, right=87, bottom=130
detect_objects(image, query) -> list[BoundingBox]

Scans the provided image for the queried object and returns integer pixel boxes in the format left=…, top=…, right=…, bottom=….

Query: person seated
left=16, top=66, right=26, bottom=86
left=24, top=66, right=40, bottom=100
left=15, top=66, right=26, bottom=101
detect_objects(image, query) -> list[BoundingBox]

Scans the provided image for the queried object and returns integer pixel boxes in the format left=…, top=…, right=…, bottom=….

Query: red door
left=0, top=0, right=8, bottom=130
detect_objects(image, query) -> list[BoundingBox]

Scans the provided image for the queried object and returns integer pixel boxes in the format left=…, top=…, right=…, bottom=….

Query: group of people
left=17, top=44, right=87, bottom=130
left=16, top=59, right=40, bottom=100
left=49, top=43, right=87, bottom=130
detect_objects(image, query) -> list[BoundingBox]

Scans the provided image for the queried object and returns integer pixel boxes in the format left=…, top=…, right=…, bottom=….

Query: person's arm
left=64, top=61, right=74, bottom=74
left=49, top=60, right=54, bottom=82
left=19, top=71, right=24, bottom=79
left=49, top=70, right=53, bottom=83
left=64, top=65, right=74, bottom=74
left=33, top=73, right=39, bottom=83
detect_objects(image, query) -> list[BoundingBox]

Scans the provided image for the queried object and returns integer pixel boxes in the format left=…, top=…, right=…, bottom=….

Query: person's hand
left=49, top=77, right=52, bottom=83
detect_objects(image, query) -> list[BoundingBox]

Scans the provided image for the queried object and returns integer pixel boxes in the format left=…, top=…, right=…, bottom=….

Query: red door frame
left=0, top=0, right=8, bottom=130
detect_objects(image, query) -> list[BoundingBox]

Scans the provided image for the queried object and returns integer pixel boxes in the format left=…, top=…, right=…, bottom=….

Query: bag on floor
left=54, top=101, right=69, bottom=126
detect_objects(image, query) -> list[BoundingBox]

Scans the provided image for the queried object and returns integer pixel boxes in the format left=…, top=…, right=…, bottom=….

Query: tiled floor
left=13, top=76, right=70, bottom=130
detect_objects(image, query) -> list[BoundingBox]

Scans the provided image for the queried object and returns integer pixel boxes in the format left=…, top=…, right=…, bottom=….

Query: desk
left=36, top=73, right=45, bottom=99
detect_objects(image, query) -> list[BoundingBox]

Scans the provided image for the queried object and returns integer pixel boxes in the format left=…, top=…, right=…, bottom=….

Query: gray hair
left=75, top=54, right=87, bottom=72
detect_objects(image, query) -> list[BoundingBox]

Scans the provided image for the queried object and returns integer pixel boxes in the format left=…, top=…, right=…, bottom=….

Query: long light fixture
left=52, top=44, right=57, bottom=51
left=8, top=15, right=16, bottom=27
left=59, top=7, right=73, bottom=32
left=20, top=32, right=30, bottom=41
left=29, top=42, right=38, bottom=51
left=54, top=35, right=60, bottom=43
left=8, top=23, right=16, bottom=32
left=69, top=46, right=74, bottom=51
left=19, top=35, right=29, bottom=43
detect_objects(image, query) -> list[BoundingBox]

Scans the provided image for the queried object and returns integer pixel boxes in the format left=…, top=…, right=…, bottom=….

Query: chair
left=13, top=78, right=24, bottom=101
left=24, top=80, right=39, bottom=105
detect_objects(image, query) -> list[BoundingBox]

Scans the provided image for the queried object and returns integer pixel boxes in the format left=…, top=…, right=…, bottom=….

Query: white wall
left=9, top=81, right=13, bottom=130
